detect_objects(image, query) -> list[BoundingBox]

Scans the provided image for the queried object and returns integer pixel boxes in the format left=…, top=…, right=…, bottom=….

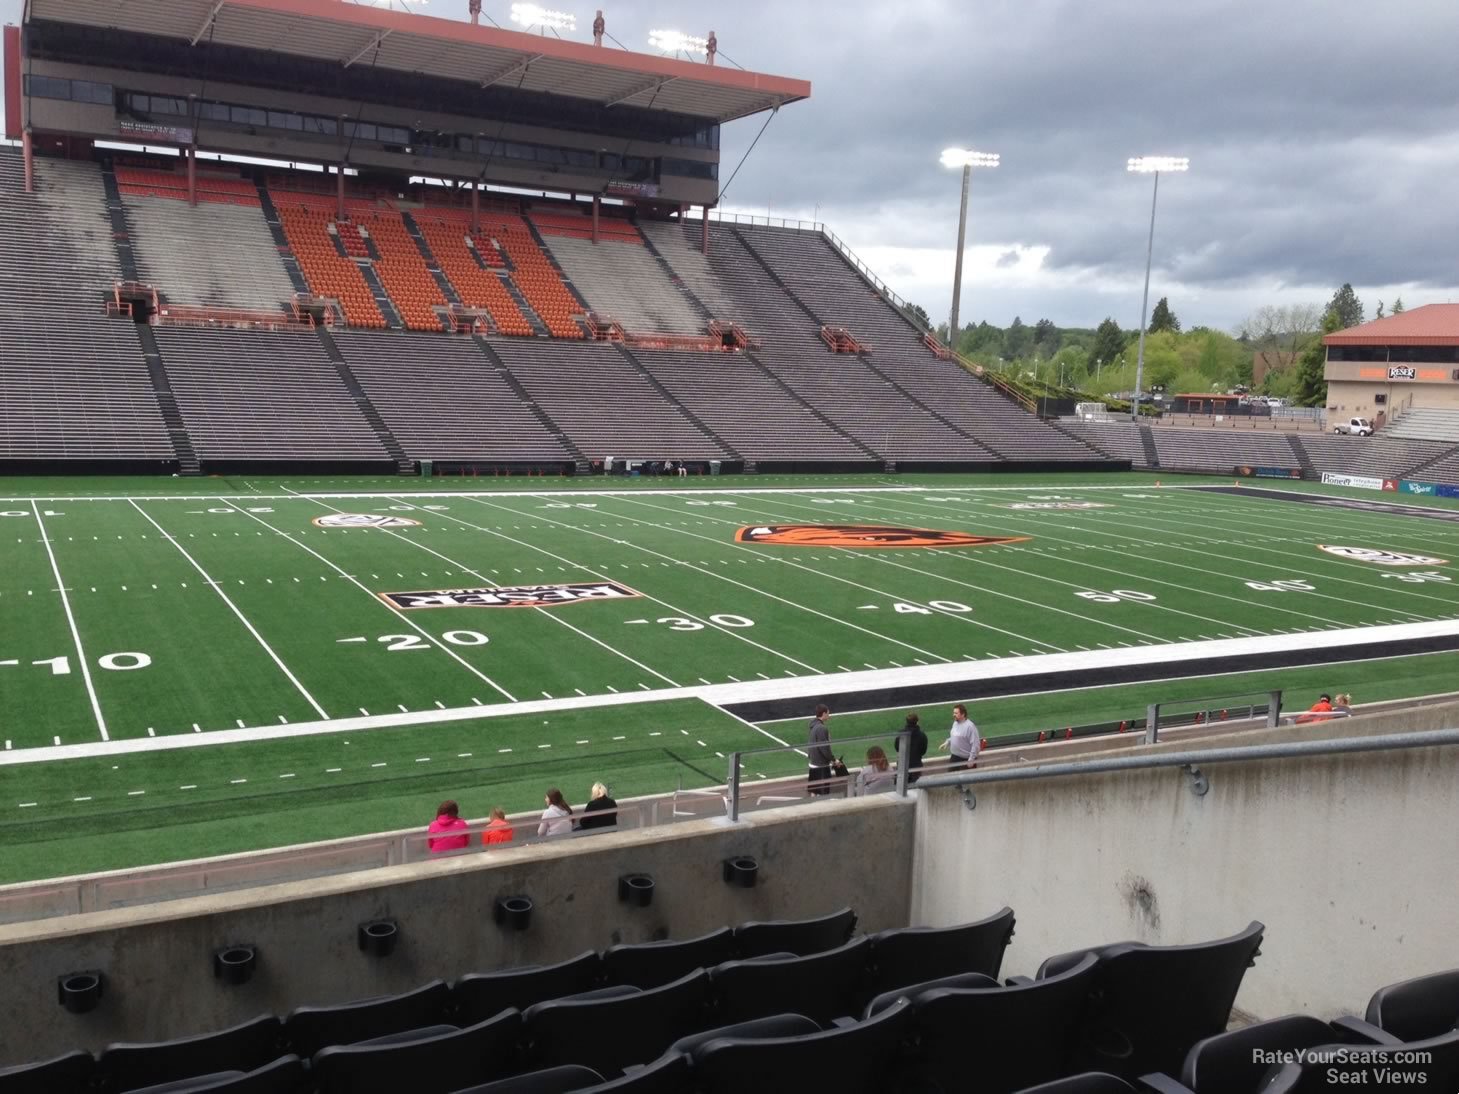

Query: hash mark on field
left=74, top=796, right=92, bottom=802
left=326, top=768, right=342, bottom=774
left=612, top=735, right=626, bottom=741
left=371, top=762, right=387, bottom=768
left=146, top=727, right=155, bottom=737
left=397, top=705, right=410, bottom=713
left=278, top=773, right=296, bottom=779
left=235, top=720, right=246, bottom=729
left=128, top=790, right=145, bottom=796
left=180, top=785, right=197, bottom=790
left=577, top=740, right=590, bottom=745
left=279, top=716, right=289, bottom=725
left=18, top=802, right=36, bottom=808
left=458, top=752, right=472, bottom=758
left=434, top=701, right=446, bottom=709
left=230, top=779, right=247, bottom=785
left=415, top=757, right=430, bottom=763
left=696, top=739, right=707, bottom=747
left=192, top=724, right=201, bottom=733
left=499, top=748, right=513, bottom=753
left=359, top=708, right=370, bottom=716
left=538, top=743, right=552, bottom=749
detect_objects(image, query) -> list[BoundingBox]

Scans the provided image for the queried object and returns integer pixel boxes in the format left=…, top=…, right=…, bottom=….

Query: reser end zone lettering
left=1318, top=546, right=1449, bottom=567
left=380, top=582, right=644, bottom=610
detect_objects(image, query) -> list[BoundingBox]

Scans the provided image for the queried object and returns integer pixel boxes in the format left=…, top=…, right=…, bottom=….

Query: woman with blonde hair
left=579, top=781, right=619, bottom=830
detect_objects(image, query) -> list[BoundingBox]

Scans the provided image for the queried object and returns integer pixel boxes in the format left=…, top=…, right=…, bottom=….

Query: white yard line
left=129, top=501, right=329, bottom=719
left=280, top=488, right=685, bottom=690
left=385, top=497, right=824, bottom=674
left=217, top=499, right=518, bottom=703
left=624, top=493, right=1174, bottom=645
left=0, top=484, right=1214, bottom=504
left=6, top=617, right=1459, bottom=766
left=30, top=501, right=108, bottom=742
left=467, top=496, right=961, bottom=663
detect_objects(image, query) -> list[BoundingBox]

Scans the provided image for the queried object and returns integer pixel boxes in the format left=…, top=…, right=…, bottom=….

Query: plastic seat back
left=285, top=980, right=451, bottom=1058
left=1259, top=1029, right=1459, bottom=1093
left=693, top=997, right=914, bottom=1094
left=0, top=1050, right=94, bottom=1094
left=1364, top=967, right=1459, bottom=1041
left=97, top=1015, right=282, bottom=1093
left=866, top=906, right=1015, bottom=995
left=449, top=1064, right=603, bottom=1094
left=313, top=1008, right=521, bottom=1094
left=575, top=1053, right=692, bottom=1092
left=122, top=1055, right=304, bottom=1094
left=733, top=906, right=857, bottom=959
left=452, top=953, right=601, bottom=1026
left=712, top=937, right=871, bottom=1025
left=601, top=928, right=734, bottom=989
left=913, top=952, right=1100, bottom=1094
left=523, top=969, right=713, bottom=1078
left=1181, top=1014, right=1342, bottom=1093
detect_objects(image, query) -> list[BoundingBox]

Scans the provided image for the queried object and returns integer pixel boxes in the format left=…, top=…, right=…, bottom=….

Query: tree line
left=912, top=283, right=1388, bottom=407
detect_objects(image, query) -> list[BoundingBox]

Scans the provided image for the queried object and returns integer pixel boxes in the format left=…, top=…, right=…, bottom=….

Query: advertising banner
left=1400, top=480, right=1439, bottom=496
left=1236, top=466, right=1303, bottom=480
left=1321, top=472, right=1386, bottom=491
left=1439, top=485, right=1459, bottom=500
left=118, top=120, right=194, bottom=145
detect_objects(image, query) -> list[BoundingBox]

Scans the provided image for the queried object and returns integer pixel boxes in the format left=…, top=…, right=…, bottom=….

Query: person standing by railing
left=807, top=704, right=834, bottom=796
left=894, top=712, right=928, bottom=784
left=939, top=704, right=981, bottom=772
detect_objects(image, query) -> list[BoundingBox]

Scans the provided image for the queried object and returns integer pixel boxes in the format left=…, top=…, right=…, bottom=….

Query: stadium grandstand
left=2, top=4, right=1458, bottom=1093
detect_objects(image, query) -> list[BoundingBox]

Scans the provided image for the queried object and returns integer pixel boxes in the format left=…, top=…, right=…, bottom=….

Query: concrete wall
left=910, top=703, right=1459, bottom=1021
left=0, top=796, right=913, bottom=1067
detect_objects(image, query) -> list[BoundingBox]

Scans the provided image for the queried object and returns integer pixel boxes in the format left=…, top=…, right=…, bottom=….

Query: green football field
left=3, top=470, right=1458, bottom=884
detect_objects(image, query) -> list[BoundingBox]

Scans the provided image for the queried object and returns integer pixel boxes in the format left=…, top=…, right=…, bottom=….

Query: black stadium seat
left=522, top=968, right=713, bottom=1077
left=733, top=906, right=857, bottom=958
left=284, top=979, right=451, bottom=1058
left=601, top=927, right=735, bottom=989
left=575, top=1052, right=692, bottom=1092
left=122, top=1054, right=305, bottom=1093
left=0, top=1050, right=94, bottom=1094
left=866, top=906, right=1015, bottom=996
left=96, top=1014, right=284, bottom=1093
left=669, top=1014, right=821, bottom=1058
left=312, top=1008, right=523, bottom=1094
left=1013, top=1075, right=1142, bottom=1094
left=1259, top=1029, right=1459, bottom=1092
left=1178, top=1014, right=1372, bottom=1093
left=711, top=937, right=871, bottom=1025
left=1363, top=967, right=1459, bottom=1041
left=691, top=996, right=916, bottom=1094
left=911, top=952, right=1101, bottom=1093
left=864, top=970, right=998, bottom=1017
left=1037, top=922, right=1265, bottom=1080
left=450, top=1065, right=604, bottom=1094
left=453, top=953, right=603, bottom=1026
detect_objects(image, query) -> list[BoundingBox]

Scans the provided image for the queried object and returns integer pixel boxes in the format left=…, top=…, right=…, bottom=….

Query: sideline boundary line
left=30, top=501, right=109, bottom=742
left=130, top=500, right=330, bottom=720
left=5, top=618, right=1459, bottom=766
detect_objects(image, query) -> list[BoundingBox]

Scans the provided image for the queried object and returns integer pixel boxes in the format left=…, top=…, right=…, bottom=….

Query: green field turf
left=2, top=471, right=1458, bottom=884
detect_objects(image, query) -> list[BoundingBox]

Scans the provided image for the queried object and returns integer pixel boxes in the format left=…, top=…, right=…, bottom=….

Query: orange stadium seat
left=272, top=195, right=385, bottom=329
left=351, top=209, right=448, bottom=333
left=414, top=211, right=534, bottom=337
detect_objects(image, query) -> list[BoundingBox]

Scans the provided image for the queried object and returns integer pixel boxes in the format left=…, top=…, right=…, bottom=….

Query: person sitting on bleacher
left=426, top=800, right=470, bottom=853
left=538, top=788, right=575, bottom=837
left=1295, top=693, right=1335, bottom=724
left=482, top=806, right=513, bottom=845
left=853, top=747, right=897, bottom=796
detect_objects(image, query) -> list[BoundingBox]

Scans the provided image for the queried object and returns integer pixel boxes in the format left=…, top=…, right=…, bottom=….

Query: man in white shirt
left=939, top=703, right=980, bottom=772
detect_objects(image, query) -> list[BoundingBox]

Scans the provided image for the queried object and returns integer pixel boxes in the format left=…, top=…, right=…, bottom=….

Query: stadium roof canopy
left=1325, top=304, right=1459, bottom=347
left=25, top=0, right=810, bottom=124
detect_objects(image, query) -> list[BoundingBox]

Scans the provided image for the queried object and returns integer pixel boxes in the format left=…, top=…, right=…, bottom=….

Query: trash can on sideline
left=709, top=460, right=722, bottom=475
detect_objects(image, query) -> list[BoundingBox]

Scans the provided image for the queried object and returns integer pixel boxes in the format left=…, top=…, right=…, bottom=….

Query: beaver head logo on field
left=735, top=524, right=1028, bottom=548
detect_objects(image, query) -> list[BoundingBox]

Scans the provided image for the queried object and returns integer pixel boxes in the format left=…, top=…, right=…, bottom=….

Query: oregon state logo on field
left=735, top=524, right=1028, bottom=548
left=312, top=514, right=423, bottom=529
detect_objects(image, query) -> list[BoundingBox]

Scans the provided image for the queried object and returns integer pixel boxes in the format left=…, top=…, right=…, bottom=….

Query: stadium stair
left=1285, top=433, right=1317, bottom=477
left=354, top=262, right=405, bottom=330
left=499, top=276, right=551, bottom=337
left=1405, top=442, right=1459, bottom=480
left=855, top=353, right=1004, bottom=461
left=637, top=226, right=717, bottom=323
left=254, top=186, right=314, bottom=297
left=98, top=163, right=142, bottom=282
left=611, top=343, right=743, bottom=460
left=134, top=323, right=202, bottom=476
left=315, top=328, right=415, bottom=474
left=1139, top=424, right=1161, bottom=467
left=400, top=212, right=465, bottom=308
left=742, top=350, right=879, bottom=460
left=471, top=336, right=588, bottom=469
left=1043, top=419, right=1115, bottom=461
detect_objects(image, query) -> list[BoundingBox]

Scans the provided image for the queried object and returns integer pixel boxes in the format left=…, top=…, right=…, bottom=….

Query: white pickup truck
left=1333, top=417, right=1374, bottom=436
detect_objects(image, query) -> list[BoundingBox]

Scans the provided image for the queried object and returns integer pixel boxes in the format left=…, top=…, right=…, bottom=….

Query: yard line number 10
left=10, top=652, right=152, bottom=675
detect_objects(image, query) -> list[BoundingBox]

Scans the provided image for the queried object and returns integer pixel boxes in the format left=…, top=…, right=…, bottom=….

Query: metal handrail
left=1146, top=689, right=1281, bottom=744
left=727, top=730, right=912, bottom=822
left=912, top=727, right=1459, bottom=795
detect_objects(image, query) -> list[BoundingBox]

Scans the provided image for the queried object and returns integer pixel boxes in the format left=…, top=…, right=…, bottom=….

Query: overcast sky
left=5, top=0, right=1457, bottom=331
